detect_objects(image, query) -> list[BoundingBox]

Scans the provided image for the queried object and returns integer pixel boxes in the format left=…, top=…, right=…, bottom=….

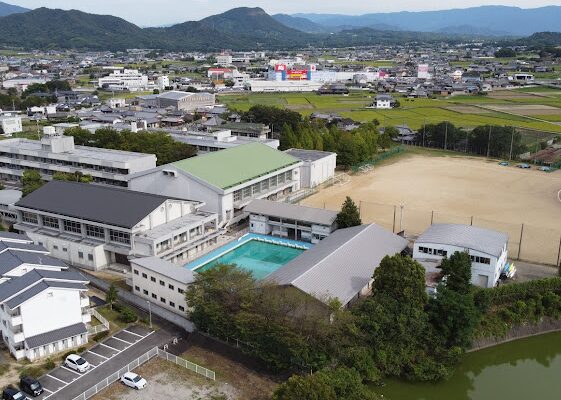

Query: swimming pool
left=185, top=233, right=312, bottom=280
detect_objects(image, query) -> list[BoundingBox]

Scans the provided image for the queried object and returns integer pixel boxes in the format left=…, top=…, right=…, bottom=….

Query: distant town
left=0, top=2, right=558, bottom=400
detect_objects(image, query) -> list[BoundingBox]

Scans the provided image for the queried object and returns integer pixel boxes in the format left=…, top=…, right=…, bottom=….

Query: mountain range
left=0, top=5, right=559, bottom=51
left=292, top=6, right=561, bottom=36
left=0, top=0, right=28, bottom=17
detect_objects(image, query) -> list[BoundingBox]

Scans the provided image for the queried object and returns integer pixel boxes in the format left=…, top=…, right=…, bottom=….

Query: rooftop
left=172, top=143, right=301, bottom=190
left=16, top=181, right=175, bottom=229
left=132, top=257, right=196, bottom=284
left=267, top=224, right=408, bottom=306
left=0, top=138, right=155, bottom=164
left=284, top=148, right=336, bottom=162
left=416, top=224, right=508, bottom=257
left=244, top=199, right=337, bottom=226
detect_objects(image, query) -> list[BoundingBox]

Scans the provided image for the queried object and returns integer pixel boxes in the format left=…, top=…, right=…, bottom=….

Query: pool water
left=194, top=239, right=305, bottom=280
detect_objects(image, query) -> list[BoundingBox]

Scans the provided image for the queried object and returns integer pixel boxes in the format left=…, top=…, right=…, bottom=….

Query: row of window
left=134, top=286, right=185, bottom=312
left=470, top=255, right=491, bottom=265
left=133, top=269, right=185, bottom=295
left=233, top=171, right=293, bottom=202
left=417, top=247, right=448, bottom=257
left=0, top=164, right=127, bottom=186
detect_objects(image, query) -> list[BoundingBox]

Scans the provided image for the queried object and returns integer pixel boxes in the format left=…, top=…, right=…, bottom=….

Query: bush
left=118, top=306, right=138, bottom=323
left=93, top=331, right=109, bottom=342
left=19, top=366, right=43, bottom=378
left=42, top=358, right=55, bottom=370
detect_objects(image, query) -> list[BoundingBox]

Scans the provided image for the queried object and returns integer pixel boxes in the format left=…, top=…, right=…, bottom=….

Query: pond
left=376, top=332, right=561, bottom=400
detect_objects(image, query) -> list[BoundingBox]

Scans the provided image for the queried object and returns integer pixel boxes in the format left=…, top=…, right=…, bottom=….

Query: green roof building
left=129, top=143, right=303, bottom=223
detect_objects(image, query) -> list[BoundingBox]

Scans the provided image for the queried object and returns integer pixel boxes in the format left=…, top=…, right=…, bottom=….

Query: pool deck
left=185, top=233, right=313, bottom=272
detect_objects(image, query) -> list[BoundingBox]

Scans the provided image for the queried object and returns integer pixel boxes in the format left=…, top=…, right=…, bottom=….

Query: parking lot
left=35, top=325, right=156, bottom=400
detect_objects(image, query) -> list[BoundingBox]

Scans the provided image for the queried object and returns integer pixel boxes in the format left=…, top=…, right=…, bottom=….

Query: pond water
left=376, top=332, right=561, bottom=400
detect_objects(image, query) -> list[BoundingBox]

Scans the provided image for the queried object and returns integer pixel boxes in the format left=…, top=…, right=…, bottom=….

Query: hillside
left=296, top=6, right=561, bottom=36
left=272, top=14, right=329, bottom=33
left=0, top=1, right=28, bottom=16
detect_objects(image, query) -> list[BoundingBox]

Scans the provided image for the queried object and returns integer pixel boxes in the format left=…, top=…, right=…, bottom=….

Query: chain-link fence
left=325, top=199, right=561, bottom=267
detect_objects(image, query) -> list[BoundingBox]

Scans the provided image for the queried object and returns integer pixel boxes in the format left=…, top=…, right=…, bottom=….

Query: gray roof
left=284, top=148, right=336, bottom=162
left=267, top=224, right=408, bottom=306
left=244, top=199, right=337, bottom=226
left=131, top=256, right=195, bottom=284
left=0, top=189, right=22, bottom=206
left=0, top=241, right=47, bottom=255
left=26, top=323, right=87, bottom=349
left=16, top=181, right=170, bottom=229
left=416, top=224, right=508, bottom=257
left=0, top=232, right=32, bottom=243
left=157, top=91, right=195, bottom=101
left=5, top=280, right=87, bottom=309
left=0, top=250, right=66, bottom=276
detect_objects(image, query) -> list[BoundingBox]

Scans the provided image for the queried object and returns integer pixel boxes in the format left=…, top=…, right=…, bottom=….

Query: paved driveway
left=35, top=325, right=171, bottom=400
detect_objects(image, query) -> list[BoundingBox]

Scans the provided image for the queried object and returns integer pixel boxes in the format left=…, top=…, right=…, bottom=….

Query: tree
left=53, top=171, right=93, bottom=183
left=336, top=197, right=361, bottom=228
left=22, top=169, right=44, bottom=196
left=440, top=251, right=472, bottom=295
left=495, top=48, right=516, bottom=58
left=106, top=284, right=118, bottom=311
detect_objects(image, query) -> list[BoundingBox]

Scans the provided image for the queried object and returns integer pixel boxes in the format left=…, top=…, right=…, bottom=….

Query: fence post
left=430, top=210, right=434, bottom=225
left=392, top=205, right=396, bottom=233
left=557, top=233, right=561, bottom=269
left=359, top=200, right=362, bottom=219
left=517, top=223, right=524, bottom=260
left=470, top=216, right=473, bottom=226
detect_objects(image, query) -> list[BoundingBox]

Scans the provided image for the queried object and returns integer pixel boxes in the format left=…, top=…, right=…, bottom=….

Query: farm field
left=301, top=152, right=561, bottom=265
left=218, top=87, right=561, bottom=133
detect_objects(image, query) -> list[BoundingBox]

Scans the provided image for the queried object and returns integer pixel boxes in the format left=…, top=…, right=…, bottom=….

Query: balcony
left=10, top=315, right=22, bottom=326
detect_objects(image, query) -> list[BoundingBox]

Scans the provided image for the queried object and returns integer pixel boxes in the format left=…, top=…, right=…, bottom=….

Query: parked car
left=498, top=161, right=510, bottom=166
left=64, top=354, right=90, bottom=373
left=538, top=166, right=552, bottom=172
left=19, top=377, right=43, bottom=397
left=2, top=386, right=28, bottom=400
left=516, top=163, right=531, bottom=169
left=120, top=372, right=147, bottom=390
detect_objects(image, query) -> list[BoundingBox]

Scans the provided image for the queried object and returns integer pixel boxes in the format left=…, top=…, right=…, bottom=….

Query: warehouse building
left=413, top=224, right=508, bottom=288
left=284, top=149, right=337, bottom=188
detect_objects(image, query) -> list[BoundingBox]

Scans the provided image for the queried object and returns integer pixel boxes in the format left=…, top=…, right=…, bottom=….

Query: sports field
left=301, top=153, right=561, bottom=265
left=218, top=87, right=561, bottom=133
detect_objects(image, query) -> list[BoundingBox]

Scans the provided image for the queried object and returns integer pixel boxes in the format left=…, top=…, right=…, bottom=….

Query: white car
left=64, top=354, right=90, bottom=373
left=120, top=372, right=147, bottom=390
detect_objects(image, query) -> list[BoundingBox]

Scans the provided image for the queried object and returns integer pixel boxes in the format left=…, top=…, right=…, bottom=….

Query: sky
left=8, top=0, right=561, bottom=27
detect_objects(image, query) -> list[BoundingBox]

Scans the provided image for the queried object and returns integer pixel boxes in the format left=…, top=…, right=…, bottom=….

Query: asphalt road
left=39, top=326, right=173, bottom=400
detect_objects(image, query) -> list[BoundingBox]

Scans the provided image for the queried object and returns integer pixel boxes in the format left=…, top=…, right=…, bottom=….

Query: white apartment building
left=14, top=181, right=221, bottom=270
left=130, top=257, right=194, bottom=316
left=170, top=130, right=279, bottom=153
left=216, top=54, right=233, bottom=66
left=245, top=199, right=338, bottom=243
left=0, top=232, right=90, bottom=361
left=0, top=132, right=156, bottom=187
left=98, top=69, right=149, bottom=92
left=413, top=224, right=509, bottom=288
left=0, top=115, right=22, bottom=136
left=128, top=143, right=302, bottom=224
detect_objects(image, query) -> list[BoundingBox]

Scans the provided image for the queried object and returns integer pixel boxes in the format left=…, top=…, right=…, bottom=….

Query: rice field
left=218, top=88, right=561, bottom=133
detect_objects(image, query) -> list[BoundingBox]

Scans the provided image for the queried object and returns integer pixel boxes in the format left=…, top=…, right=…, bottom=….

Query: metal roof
left=0, top=250, right=66, bottom=276
left=172, top=143, right=301, bottom=190
left=5, top=280, right=87, bottom=309
left=284, top=149, right=336, bottom=162
left=267, top=224, right=408, bottom=306
left=131, top=257, right=195, bottom=284
left=244, top=199, right=337, bottom=226
left=416, top=224, right=508, bottom=257
left=16, top=181, right=170, bottom=229
left=26, top=323, right=87, bottom=349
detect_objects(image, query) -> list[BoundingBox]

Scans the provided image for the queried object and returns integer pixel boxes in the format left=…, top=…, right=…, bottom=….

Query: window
left=168, top=284, right=174, bottom=290
left=143, top=289, right=148, bottom=295
left=22, top=212, right=38, bottom=224
left=142, top=273, right=147, bottom=279
left=134, top=286, right=140, bottom=292
left=62, top=247, right=68, bottom=252
left=63, top=220, right=82, bottom=234
left=109, top=230, right=130, bottom=245
left=159, top=280, right=165, bottom=286
left=151, top=293, right=157, bottom=299
left=169, top=301, right=175, bottom=308
left=233, top=190, right=241, bottom=202
left=160, top=297, right=166, bottom=304
left=88, top=254, right=93, bottom=261
left=53, top=245, right=59, bottom=250
left=178, top=288, right=184, bottom=294
left=42, top=216, right=59, bottom=229
left=150, top=277, right=156, bottom=282
left=242, top=186, right=251, bottom=199
left=78, top=252, right=84, bottom=259
left=133, top=269, right=139, bottom=275
left=470, top=255, right=491, bottom=265
left=85, top=224, right=105, bottom=239
left=178, top=305, right=185, bottom=312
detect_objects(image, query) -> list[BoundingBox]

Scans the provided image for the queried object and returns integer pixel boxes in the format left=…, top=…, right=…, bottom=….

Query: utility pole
left=146, top=300, right=152, bottom=329
left=422, top=119, right=426, bottom=147
left=486, top=125, right=492, bottom=158
left=509, top=129, right=514, bottom=160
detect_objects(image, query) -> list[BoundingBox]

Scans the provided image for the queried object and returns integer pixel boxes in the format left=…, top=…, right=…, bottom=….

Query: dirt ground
left=302, top=154, right=561, bottom=265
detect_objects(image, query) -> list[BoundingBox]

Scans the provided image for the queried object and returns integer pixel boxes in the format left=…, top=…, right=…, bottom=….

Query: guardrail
left=157, top=348, right=216, bottom=380
left=72, top=347, right=215, bottom=400
left=72, top=347, right=158, bottom=400
left=87, top=308, right=110, bottom=335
